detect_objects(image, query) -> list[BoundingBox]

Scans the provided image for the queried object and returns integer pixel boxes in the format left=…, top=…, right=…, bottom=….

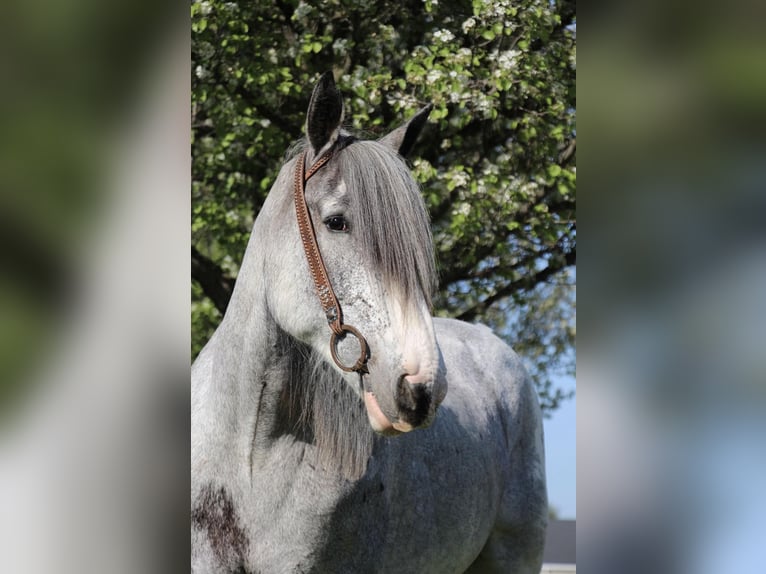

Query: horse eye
left=324, top=215, right=349, bottom=233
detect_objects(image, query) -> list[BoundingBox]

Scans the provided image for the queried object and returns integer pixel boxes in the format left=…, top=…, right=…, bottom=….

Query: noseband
left=293, top=150, right=369, bottom=374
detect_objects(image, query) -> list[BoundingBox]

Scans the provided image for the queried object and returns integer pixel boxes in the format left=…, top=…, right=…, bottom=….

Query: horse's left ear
left=306, top=71, right=344, bottom=157
left=379, top=104, right=433, bottom=158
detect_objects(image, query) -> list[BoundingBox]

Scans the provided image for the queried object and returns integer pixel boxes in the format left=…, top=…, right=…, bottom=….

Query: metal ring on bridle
left=329, top=324, right=369, bottom=373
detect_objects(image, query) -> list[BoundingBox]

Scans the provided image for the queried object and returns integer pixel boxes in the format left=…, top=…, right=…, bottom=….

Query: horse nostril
left=396, top=376, right=416, bottom=410
left=395, top=376, right=432, bottom=427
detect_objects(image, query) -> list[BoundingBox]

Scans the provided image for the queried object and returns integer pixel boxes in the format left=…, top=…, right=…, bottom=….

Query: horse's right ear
left=306, top=71, right=344, bottom=158
left=379, top=104, right=433, bottom=158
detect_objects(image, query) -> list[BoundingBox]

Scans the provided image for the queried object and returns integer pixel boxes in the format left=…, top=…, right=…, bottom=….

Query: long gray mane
left=275, top=135, right=438, bottom=478
left=274, top=326, right=376, bottom=479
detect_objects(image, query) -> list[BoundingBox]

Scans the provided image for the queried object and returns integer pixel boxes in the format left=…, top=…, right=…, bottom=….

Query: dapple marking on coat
left=192, top=71, right=547, bottom=573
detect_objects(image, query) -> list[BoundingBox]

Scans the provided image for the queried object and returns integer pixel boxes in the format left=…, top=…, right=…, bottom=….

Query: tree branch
left=454, top=247, right=576, bottom=322
left=464, top=247, right=554, bottom=282
left=558, top=138, right=576, bottom=165
left=192, top=246, right=235, bottom=314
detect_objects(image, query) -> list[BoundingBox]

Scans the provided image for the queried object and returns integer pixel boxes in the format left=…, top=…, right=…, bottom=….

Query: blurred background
left=0, top=0, right=190, bottom=572
left=579, top=0, right=766, bottom=572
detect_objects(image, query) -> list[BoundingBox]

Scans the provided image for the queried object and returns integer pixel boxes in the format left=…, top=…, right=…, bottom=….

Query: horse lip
left=391, top=420, right=415, bottom=432
left=363, top=391, right=403, bottom=436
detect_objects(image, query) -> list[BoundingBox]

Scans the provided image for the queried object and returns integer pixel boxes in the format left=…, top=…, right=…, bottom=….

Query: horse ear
left=306, top=71, right=344, bottom=156
left=379, top=104, right=433, bottom=158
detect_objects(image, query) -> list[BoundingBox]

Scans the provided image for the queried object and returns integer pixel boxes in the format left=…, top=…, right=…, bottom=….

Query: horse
left=191, top=72, right=547, bottom=574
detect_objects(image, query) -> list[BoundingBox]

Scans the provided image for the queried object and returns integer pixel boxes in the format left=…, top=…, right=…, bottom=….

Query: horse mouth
left=363, top=391, right=404, bottom=436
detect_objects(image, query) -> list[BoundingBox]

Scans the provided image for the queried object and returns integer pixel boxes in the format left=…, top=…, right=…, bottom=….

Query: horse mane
left=274, top=326, right=377, bottom=479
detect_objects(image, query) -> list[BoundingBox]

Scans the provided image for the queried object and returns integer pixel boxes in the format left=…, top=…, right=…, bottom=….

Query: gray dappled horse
left=192, top=72, right=547, bottom=573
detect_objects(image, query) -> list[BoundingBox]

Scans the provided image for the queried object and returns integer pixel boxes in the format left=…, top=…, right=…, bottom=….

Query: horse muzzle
left=362, top=373, right=440, bottom=436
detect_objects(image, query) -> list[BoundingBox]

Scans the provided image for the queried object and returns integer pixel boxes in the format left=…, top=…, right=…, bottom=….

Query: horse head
left=261, top=72, right=445, bottom=435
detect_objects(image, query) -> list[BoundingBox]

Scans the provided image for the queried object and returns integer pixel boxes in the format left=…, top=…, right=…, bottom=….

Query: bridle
left=293, top=149, right=369, bottom=374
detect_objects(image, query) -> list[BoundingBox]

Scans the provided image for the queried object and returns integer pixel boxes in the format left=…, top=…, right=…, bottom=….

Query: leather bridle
left=293, top=149, right=369, bottom=374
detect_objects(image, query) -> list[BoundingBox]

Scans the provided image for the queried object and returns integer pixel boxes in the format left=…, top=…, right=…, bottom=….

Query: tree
left=191, top=0, right=576, bottom=414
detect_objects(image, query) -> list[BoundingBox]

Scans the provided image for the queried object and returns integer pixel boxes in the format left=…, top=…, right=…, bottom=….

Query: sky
left=543, top=374, right=576, bottom=519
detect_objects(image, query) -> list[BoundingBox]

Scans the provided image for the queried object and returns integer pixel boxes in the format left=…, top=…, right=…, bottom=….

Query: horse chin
left=363, top=391, right=405, bottom=436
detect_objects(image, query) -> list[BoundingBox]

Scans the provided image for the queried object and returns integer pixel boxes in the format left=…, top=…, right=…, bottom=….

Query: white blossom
left=461, top=17, right=476, bottom=33
left=497, top=49, right=520, bottom=70
left=433, top=29, right=454, bottom=43
left=332, top=38, right=349, bottom=55
left=294, top=1, right=313, bottom=20
left=451, top=171, right=470, bottom=188
left=475, top=94, right=492, bottom=115
left=426, top=69, right=443, bottom=84
left=454, top=202, right=471, bottom=216
left=492, top=0, right=511, bottom=18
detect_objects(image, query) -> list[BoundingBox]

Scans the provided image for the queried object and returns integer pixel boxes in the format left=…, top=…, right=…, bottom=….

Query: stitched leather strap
left=294, top=151, right=343, bottom=335
left=293, top=150, right=369, bottom=373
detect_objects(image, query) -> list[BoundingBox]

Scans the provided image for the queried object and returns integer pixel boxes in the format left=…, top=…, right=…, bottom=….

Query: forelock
left=335, top=140, right=437, bottom=306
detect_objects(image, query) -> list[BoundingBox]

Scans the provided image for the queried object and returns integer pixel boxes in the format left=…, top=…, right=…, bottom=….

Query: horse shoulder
left=434, top=316, right=545, bottom=468
left=434, top=317, right=547, bottom=572
left=433, top=317, right=531, bottom=406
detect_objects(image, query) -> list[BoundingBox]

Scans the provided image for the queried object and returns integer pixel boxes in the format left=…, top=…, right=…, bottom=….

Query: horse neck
left=196, top=292, right=373, bottom=485
left=193, top=180, right=376, bottom=484
left=192, top=218, right=291, bottom=483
